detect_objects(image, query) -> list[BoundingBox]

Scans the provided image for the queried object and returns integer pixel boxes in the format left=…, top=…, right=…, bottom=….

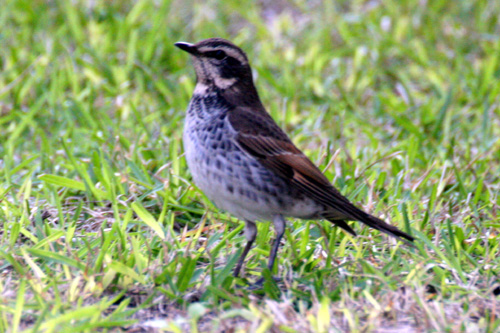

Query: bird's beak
left=174, top=42, right=198, bottom=55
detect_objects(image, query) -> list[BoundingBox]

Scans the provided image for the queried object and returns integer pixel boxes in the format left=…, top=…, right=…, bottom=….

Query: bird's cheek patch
left=214, top=77, right=237, bottom=89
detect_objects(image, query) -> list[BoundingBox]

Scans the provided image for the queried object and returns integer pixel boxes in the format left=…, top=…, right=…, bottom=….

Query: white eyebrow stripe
left=198, top=46, right=247, bottom=65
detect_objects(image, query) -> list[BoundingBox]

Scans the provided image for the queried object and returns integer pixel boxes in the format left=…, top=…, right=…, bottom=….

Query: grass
left=1, top=0, right=499, bottom=331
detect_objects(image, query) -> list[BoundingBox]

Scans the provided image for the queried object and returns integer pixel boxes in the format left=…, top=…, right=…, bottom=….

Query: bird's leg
left=252, top=214, right=286, bottom=287
left=267, top=214, right=286, bottom=272
left=233, top=220, right=257, bottom=278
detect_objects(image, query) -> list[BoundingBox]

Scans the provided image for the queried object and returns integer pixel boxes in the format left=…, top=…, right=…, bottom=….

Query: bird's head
left=175, top=38, right=253, bottom=93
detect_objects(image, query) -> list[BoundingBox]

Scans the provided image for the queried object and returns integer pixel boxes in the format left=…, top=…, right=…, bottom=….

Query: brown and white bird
left=175, top=38, right=414, bottom=282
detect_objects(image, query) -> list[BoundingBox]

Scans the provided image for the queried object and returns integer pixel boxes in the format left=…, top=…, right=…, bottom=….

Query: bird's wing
left=228, top=106, right=355, bottom=214
left=228, top=106, right=414, bottom=243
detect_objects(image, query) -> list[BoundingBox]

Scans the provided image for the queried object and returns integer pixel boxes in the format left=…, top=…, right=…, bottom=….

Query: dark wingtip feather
left=323, top=216, right=357, bottom=236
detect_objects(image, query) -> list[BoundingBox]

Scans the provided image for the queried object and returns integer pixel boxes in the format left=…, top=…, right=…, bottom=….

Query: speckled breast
left=183, top=93, right=322, bottom=222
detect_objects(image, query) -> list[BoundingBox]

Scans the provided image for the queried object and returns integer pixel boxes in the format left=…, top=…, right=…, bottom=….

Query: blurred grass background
left=1, top=0, right=499, bottom=331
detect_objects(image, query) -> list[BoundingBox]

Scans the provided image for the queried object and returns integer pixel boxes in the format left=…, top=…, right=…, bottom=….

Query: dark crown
left=193, top=38, right=248, bottom=65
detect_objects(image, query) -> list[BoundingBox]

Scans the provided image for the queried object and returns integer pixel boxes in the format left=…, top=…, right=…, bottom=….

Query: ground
left=1, top=0, right=500, bottom=331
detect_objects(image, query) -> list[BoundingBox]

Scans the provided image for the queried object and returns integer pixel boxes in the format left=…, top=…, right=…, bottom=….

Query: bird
left=175, top=38, right=414, bottom=283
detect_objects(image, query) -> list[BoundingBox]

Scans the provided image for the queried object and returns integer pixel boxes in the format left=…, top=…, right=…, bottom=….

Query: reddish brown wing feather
left=234, top=128, right=359, bottom=218
left=228, top=106, right=415, bottom=243
left=228, top=106, right=352, bottom=210
left=228, top=107, right=359, bottom=234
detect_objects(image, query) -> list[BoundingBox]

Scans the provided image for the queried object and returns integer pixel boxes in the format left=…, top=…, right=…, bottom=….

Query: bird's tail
left=323, top=209, right=414, bottom=246
left=359, top=212, right=414, bottom=246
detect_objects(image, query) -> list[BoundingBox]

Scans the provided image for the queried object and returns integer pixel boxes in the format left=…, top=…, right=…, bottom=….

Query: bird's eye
left=207, top=50, right=227, bottom=60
